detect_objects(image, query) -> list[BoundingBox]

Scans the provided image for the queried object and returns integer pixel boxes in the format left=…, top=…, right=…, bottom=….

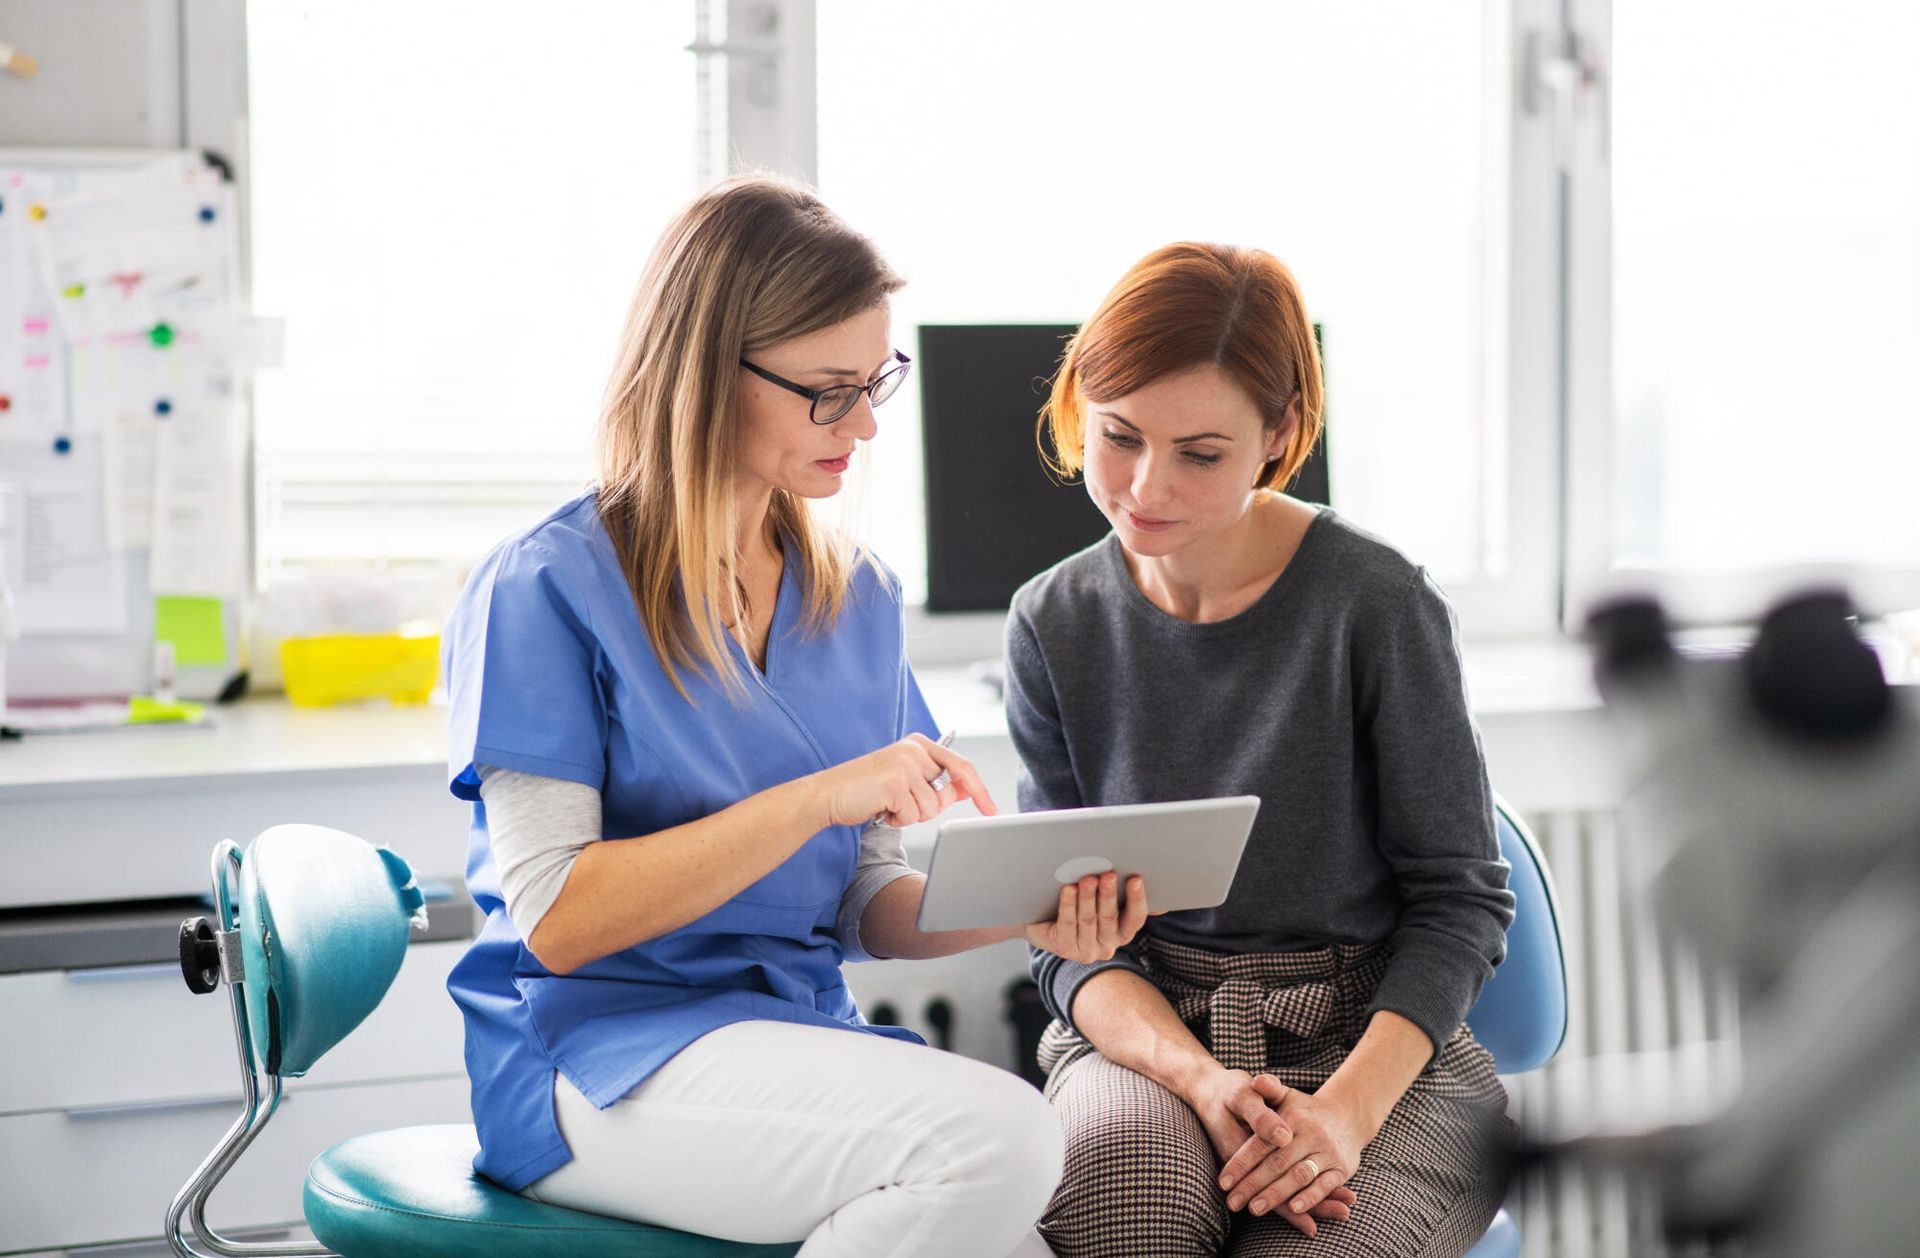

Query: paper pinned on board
left=26, top=159, right=234, bottom=344
left=0, top=441, right=129, bottom=633
left=0, top=169, right=71, bottom=448
left=195, top=315, right=287, bottom=371
left=73, top=338, right=211, bottom=551
left=148, top=359, right=247, bottom=600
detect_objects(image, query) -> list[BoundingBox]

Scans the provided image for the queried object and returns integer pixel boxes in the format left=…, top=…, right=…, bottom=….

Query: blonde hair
left=1042, top=242, right=1324, bottom=492
left=595, top=175, right=903, bottom=700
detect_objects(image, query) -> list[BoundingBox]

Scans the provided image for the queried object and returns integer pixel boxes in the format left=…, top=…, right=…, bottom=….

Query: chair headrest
left=236, top=825, right=427, bottom=1078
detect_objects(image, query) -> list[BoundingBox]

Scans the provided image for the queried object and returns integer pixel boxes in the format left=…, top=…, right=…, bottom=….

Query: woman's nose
left=832, top=394, right=879, bottom=441
left=1132, top=453, right=1172, bottom=507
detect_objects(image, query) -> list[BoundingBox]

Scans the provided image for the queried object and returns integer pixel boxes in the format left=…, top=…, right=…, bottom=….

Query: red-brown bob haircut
left=1041, top=242, right=1324, bottom=493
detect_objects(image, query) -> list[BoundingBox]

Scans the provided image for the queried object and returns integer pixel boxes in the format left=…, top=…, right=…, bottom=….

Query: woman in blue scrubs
left=442, top=175, right=1144, bottom=1258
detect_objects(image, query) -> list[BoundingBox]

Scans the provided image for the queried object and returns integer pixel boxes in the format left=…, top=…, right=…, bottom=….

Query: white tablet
left=915, top=796, right=1262, bottom=932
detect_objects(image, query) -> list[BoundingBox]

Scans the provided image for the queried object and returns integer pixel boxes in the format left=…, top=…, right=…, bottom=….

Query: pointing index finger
left=927, top=732, right=1001, bottom=815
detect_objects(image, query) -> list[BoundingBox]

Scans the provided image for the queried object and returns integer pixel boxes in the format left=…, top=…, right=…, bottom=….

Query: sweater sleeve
left=1005, top=602, right=1151, bottom=1029
left=832, top=823, right=919, bottom=962
left=475, top=763, right=600, bottom=937
left=1357, top=570, right=1516, bottom=1052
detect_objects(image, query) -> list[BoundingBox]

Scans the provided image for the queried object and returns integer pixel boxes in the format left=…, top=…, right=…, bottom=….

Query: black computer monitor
left=917, top=323, right=1330, bottom=612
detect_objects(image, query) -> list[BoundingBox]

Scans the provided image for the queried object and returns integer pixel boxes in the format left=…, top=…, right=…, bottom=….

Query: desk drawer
left=0, top=1074, right=471, bottom=1254
left=0, top=940, right=469, bottom=1116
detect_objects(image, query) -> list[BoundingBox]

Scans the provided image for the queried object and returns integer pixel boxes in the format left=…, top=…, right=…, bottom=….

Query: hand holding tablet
left=1024, top=867, right=1152, bottom=964
left=916, top=796, right=1262, bottom=932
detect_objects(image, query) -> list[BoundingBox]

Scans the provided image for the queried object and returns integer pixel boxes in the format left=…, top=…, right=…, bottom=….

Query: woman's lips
left=1126, top=510, right=1175, bottom=532
left=816, top=455, right=851, bottom=474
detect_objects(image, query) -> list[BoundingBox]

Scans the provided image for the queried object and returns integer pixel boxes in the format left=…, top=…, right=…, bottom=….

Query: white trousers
left=524, top=1019, right=1063, bottom=1258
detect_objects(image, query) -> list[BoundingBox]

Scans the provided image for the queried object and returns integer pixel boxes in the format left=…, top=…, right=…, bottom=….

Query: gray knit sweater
left=1007, top=510, right=1515, bottom=1052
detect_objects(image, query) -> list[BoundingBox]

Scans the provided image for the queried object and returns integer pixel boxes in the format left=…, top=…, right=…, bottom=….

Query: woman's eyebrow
left=1097, top=410, right=1235, bottom=443
left=809, top=356, right=894, bottom=381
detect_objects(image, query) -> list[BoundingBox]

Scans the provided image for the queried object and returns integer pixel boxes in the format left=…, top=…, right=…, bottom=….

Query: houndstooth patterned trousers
left=1035, top=937, right=1512, bottom=1258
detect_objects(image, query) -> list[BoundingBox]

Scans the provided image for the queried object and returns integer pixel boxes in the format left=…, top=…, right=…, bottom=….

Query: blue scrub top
left=443, top=491, right=937, bottom=1190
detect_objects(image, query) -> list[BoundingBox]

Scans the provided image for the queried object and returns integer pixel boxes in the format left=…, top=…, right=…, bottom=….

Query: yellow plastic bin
left=280, top=633, right=440, bottom=707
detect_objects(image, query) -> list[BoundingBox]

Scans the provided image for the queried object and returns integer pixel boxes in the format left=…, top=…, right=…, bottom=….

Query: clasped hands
left=1191, top=1068, right=1368, bottom=1239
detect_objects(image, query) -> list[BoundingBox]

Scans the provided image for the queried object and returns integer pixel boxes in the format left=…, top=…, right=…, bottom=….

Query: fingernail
left=1292, top=1199, right=1306, bottom=1213
left=1227, top=1195, right=1241, bottom=1210
left=1219, top=1176, right=1233, bottom=1190
left=1250, top=1201, right=1266, bottom=1216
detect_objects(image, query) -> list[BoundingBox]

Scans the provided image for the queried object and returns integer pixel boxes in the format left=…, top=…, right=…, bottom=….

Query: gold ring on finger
left=1300, top=1157, right=1321, bottom=1180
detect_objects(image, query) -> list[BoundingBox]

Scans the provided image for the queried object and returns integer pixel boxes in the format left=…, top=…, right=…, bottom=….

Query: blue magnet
left=155, top=397, right=173, bottom=417
left=53, top=435, right=72, bottom=455
left=199, top=205, right=217, bottom=223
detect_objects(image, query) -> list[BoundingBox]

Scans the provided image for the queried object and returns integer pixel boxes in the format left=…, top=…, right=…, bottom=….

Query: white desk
left=0, top=646, right=1621, bottom=912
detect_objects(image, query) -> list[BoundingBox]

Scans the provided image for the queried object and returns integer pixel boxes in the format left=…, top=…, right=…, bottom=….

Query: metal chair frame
left=166, top=840, right=331, bottom=1258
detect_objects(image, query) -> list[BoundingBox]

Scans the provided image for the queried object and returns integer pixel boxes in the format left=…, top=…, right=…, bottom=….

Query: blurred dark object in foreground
left=1502, top=589, right=1920, bottom=1257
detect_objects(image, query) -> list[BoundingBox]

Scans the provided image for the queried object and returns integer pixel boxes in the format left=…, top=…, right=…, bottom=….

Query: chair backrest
left=235, top=825, right=427, bottom=1077
left=1465, top=798, right=1569, bottom=1074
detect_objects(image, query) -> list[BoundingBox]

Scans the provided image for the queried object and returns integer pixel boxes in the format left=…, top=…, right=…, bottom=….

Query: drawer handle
left=65, top=1093, right=294, bottom=1121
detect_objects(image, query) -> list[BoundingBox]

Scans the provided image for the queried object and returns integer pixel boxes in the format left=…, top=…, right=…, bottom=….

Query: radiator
left=1505, top=807, right=1743, bottom=1258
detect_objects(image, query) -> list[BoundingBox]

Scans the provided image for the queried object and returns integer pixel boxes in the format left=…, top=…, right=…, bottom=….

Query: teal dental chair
left=168, top=824, right=799, bottom=1258
left=1460, top=798, right=1571, bottom=1258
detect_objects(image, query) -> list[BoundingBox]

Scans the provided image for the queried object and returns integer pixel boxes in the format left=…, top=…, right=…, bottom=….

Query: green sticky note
left=154, top=596, right=227, bottom=666
left=129, top=696, right=206, bottom=724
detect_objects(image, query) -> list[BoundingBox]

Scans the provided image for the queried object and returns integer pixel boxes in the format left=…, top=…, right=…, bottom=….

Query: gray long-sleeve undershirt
left=1007, top=511, right=1515, bottom=1053
left=474, top=764, right=914, bottom=960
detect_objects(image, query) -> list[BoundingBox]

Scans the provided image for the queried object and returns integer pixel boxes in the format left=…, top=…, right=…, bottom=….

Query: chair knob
left=179, top=916, right=222, bottom=994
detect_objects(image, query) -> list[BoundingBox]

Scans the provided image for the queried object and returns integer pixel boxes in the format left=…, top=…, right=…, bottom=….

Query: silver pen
left=927, top=728, right=958, bottom=793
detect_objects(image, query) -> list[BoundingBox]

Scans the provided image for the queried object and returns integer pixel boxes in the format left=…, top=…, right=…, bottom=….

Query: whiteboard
left=0, top=147, right=249, bottom=702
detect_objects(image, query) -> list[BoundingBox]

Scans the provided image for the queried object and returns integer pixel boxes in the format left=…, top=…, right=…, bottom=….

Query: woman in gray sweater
left=1007, top=243, right=1516, bottom=1258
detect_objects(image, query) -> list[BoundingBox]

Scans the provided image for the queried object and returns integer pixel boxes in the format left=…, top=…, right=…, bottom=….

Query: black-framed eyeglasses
left=740, top=350, right=912, bottom=424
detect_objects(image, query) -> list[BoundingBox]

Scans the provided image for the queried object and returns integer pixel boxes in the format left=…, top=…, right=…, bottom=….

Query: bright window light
left=818, top=1, right=1501, bottom=601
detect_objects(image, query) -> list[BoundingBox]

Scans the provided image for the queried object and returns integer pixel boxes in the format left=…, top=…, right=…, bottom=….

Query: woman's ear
left=1264, top=395, right=1300, bottom=463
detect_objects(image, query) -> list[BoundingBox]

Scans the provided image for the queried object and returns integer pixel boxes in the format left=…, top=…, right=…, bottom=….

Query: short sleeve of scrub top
left=445, top=539, right=608, bottom=802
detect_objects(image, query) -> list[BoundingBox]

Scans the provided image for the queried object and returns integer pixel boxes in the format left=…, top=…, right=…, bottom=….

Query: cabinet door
left=0, top=940, right=468, bottom=1115
left=0, top=1075, right=471, bottom=1253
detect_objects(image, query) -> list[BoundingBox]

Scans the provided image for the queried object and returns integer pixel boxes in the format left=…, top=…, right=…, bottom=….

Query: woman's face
left=736, top=303, right=894, bottom=501
left=1081, top=364, right=1286, bottom=558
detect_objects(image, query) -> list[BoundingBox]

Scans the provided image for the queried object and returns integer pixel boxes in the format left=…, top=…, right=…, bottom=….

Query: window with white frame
left=815, top=1, right=1534, bottom=624
left=246, top=1, right=1557, bottom=638
left=1587, top=0, right=1920, bottom=623
left=246, top=1, right=1908, bottom=642
left=246, top=1, right=697, bottom=580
